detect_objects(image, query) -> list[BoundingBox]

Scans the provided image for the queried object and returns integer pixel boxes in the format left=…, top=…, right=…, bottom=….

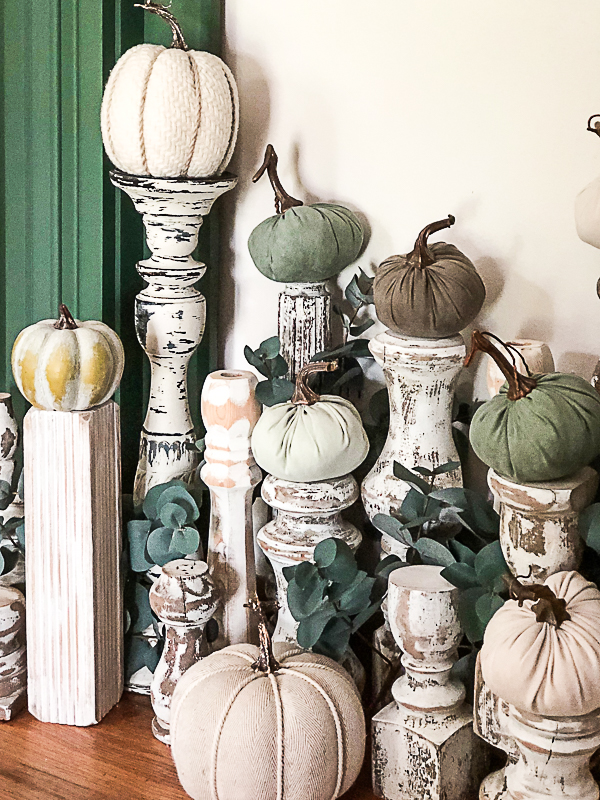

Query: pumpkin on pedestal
left=373, top=215, right=485, bottom=339
left=12, top=305, right=124, bottom=413
left=466, top=331, right=600, bottom=483
left=101, top=1, right=238, bottom=179
left=170, top=600, right=365, bottom=800
left=248, top=145, right=363, bottom=283
left=251, top=361, right=369, bottom=483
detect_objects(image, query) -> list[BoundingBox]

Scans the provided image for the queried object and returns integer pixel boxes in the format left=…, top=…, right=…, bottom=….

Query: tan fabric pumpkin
left=480, top=571, right=600, bottom=717
left=170, top=641, right=365, bottom=800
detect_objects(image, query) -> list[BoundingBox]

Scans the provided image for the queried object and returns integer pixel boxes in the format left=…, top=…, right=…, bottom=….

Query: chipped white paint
left=278, top=281, right=331, bottom=380
left=488, top=467, right=597, bottom=584
left=110, top=170, right=237, bottom=505
left=24, top=402, right=123, bottom=726
left=201, top=370, right=261, bottom=647
left=362, top=332, right=465, bottom=544
left=372, top=566, right=488, bottom=800
left=473, top=654, right=519, bottom=764
left=149, top=560, right=218, bottom=744
left=485, top=339, right=554, bottom=397
left=0, top=394, right=24, bottom=589
left=0, top=586, right=26, bottom=721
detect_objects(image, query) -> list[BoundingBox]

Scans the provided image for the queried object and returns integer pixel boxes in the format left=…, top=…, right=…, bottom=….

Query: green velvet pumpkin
left=248, top=145, right=363, bottom=283
left=467, top=332, right=600, bottom=483
left=251, top=361, right=369, bottom=483
left=373, top=216, right=485, bottom=338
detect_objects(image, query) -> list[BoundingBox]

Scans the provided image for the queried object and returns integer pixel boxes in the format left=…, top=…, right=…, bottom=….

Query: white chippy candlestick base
left=25, top=402, right=123, bottom=726
left=0, top=586, right=26, bottom=720
left=373, top=566, right=488, bottom=800
left=201, top=369, right=262, bottom=648
left=278, top=281, right=331, bottom=380
left=110, top=170, right=237, bottom=505
left=0, top=393, right=24, bottom=588
left=149, top=560, right=217, bottom=745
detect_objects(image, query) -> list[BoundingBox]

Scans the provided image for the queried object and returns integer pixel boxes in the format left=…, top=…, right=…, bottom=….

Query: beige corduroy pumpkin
left=12, top=305, right=124, bottom=412
left=170, top=613, right=366, bottom=800
left=101, top=2, right=238, bottom=179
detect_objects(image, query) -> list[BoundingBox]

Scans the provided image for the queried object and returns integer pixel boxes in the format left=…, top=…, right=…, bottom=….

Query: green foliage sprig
left=244, top=336, right=295, bottom=406
left=124, top=575, right=163, bottom=680
left=0, top=473, right=24, bottom=577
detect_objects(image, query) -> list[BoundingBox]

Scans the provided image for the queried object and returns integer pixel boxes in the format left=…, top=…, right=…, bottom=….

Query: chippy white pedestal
left=24, top=402, right=123, bottom=725
left=372, top=566, right=487, bottom=800
left=278, top=281, right=331, bottom=380
left=362, top=331, right=465, bottom=529
left=0, top=586, right=26, bottom=720
left=110, top=170, right=237, bottom=504
left=0, top=393, right=24, bottom=588
left=149, top=560, right=217, bottom=745
left=200, top=370, right=262, bottom=647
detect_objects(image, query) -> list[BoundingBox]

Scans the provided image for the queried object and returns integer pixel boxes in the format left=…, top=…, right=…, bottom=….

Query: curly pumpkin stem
left=465, top=331, right=538, bottom=401
left=245, top=598, right=281, bottom=674
left=54, top=304, right=78, bottom=331
left=407, top=215, right=456, bottom=268
left=292, top=360, right=339, bottom=406
left=503, top=574, right=571, bottom=628
left=253, top=144, right=304, bottom=215
left=135, top=2, right=188, bottom=50
left=587, top=114, right=600, bottom=138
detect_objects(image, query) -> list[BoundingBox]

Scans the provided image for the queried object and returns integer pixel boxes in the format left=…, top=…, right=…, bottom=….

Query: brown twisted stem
left=407, top=215, right=455, bottom=268
left=54, top=304, right=78, bottom=331
left=465, top=331, right=538, bottom=401
left=587, top=114, right=600, bottom=138
left=252, top=144, right=304, bottom=214
left=245, top=598, right=281, bottom=673
left=292, top=360, right=339, bottom=406
left=135, top=2, right=188, bottom=50
left=503, top=574, right=570, bottom=628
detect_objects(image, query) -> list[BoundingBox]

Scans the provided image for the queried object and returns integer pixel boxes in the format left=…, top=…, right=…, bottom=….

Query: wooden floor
left=0, top=693, right=376, bottom=799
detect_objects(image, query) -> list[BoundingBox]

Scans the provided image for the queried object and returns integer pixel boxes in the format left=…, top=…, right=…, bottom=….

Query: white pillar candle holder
left=200, top=369, right=262, bottom=648
left=486, top=339, right=554, bottom=397
left=149, top=560, right=217, bottom=745
left=110, top=170, right=237, bottom=505
left=278, top=281, right=331, bottom=380
left=0, top=586, right=26, bottom=720
left=372, top=565, right=487, bottom=800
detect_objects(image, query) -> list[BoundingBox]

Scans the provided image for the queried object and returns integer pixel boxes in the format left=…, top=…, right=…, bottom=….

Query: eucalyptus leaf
left=147, top=526, right=185, bottom=566
left=432, top=460, right=461, bottom=475
left=286, top=560, right=318, bottom=589
left=269, top=354, right=289, bottom=379
left=345, top=275, right=365, bottom=309
left=474, top=541, right=509, bottom=592
left=143, top=479, right=189, bottom=521
left=350, top=319, right=375, bottom=337
left=413, top=538, right=456, bottom=567
left=448, top=539, right=477, bottom=567
left=357, top=267, right=374, bottom=296
left=255, top=378, right=295, bottom=407
left=351, top=601, right=382, bottom=632
left=0, top=480, right=11, bottom=511
left=579, top=504, right=600, bottom=554
left=159, top=502, right=188, bottom=530
left=393, top=462, right=431, bottom=494
left=313, top=616, right=352, bottom=661
left=399, top=489, right=430, bottom=521
left=458, top=586, right=488, bottom=644
left=15, top=523, right=24, bottom=549
left=441, top=562, right=480, bottom=590
left=337, top=572, right=375, bottom=614
left=155, top=485, right=199, bottom=524
left=374, top=554, right=406, bottom=579
left=127, top=519, right=154, bottom=573
left=312, top=339, right=373, bottom=361
left=451, top=651, right=478, bottom=690
left=125, top=636, right=160, bottom=680
left=130, top=581, right=155, bottom=634
left=243, top=345, right=271, bottom=378
left=296, top=602, right=337, bottom=649
left=475, top=592, right=505, bottom=627
left=0, top=546, right=18, bottom=576
left=372, top=514, right=414, bottom=547
left=258, top=336, right=281, bottom=360
left=314, top=538, right=358, bottom=585
left=170, top=526, right=200, bottom=555
left=17, top=471, right=24, bottom=499
left=411, top=466, right=435, bottom=477
left=288, top=572, right=328, bottom=620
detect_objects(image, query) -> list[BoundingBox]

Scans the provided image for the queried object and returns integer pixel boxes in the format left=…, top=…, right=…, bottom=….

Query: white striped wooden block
left=24, top=401, right=123, bottom=726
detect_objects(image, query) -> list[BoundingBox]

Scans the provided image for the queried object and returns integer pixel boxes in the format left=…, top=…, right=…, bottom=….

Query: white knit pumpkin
left=101, top=5, right=238, bottom=179
left=480, top=571, right=600, bottom=717
left=575, top=174, right=600, bottom=249
left=170, top=641, right=366, bottom=800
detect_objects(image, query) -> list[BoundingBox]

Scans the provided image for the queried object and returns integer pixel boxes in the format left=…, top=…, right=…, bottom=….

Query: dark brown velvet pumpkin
left=373, top=216, right=486, bottom=339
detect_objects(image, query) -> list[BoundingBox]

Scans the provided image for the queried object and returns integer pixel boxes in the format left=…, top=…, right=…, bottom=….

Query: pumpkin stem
left=134, top=2, right=188, bottom=50
left=407, top=215, right=456, bottom=268
left=292, top=360, right=339, bottom=405
left=464, top=331, right=538, bottom=401
left=503, top=574, right=571, bottom=628
left=245, top=598, right=281, bottom=674
left=54, top=304, right=78, bottom=331
left=252, top=144, right=304, bottom=214
left=587, top=114, right=600, bottom=138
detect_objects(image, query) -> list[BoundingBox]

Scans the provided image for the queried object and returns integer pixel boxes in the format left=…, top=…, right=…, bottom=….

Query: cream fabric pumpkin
left=101, top=4, right=238, bottom=179
left=480, top=571, right=600, bottom=717
left=575, top=174, right=600, bottom=249
left=12, top=305, right=124, bottom=412
left=170, top=641, right=366, bottom=800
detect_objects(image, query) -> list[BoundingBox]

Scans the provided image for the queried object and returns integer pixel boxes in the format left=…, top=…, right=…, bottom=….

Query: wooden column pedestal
left=0, top=586, right=26, bottom=720
left=278, top=281, right=331, bottom=380
left=24, top=402, right=123, bottom=726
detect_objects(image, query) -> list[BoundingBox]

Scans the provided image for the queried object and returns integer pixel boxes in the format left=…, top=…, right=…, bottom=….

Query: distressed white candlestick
left=110, top=170, right=237, bottom=505
left=278, top=281, right=331, bottom=380
left=149, top=560, right=217, bottom=745
left=0, top=586, right=26, bottom=720
left=200, top=369, right=261, bottom=647
left=361, top=332, right=465, bottom=541
left=372, top=566, right=487, bottom=800
left=24, top=402, right=123, bottom=726
left=0, top=394, right=24, bottom=588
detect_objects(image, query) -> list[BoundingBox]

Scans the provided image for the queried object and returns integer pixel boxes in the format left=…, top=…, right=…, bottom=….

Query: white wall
left=220, top=1, right=600, bottom=398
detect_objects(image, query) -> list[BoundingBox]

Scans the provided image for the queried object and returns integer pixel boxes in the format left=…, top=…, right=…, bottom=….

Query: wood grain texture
left=0, top=693, right=376, bottom=799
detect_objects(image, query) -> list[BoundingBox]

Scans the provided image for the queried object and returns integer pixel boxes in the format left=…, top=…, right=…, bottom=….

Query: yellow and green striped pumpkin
left=12, top=305, right=124, bottom=412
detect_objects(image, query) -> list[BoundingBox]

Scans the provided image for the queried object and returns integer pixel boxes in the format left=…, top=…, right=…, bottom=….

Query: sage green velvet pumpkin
left=248, top=145, right=363, bottom=283
left=467, top=333, right=600, bottom=483
left=373, top=216, right=485, bottom=338
left=251, top=363, right=369, bottom=483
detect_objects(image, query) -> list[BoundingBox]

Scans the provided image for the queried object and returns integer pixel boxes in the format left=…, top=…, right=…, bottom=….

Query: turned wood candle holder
left=278, top=281, right=331, bottom=380
left=149, top=560, right=217, bottom=745
left=110, top=170, right=237, bottom=505
left=372, top=566, right=487, bottom=800
left=0, top=586, right=26, bottom=721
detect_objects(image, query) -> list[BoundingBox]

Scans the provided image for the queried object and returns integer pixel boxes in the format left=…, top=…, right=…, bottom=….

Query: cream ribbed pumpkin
left=170, top=619, right=365, bottom=800
left=12, top=305, right=124, bottom=412
left=101, top=2, right=238, bottom=179
left=480, top=571, right=600, bottom=717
